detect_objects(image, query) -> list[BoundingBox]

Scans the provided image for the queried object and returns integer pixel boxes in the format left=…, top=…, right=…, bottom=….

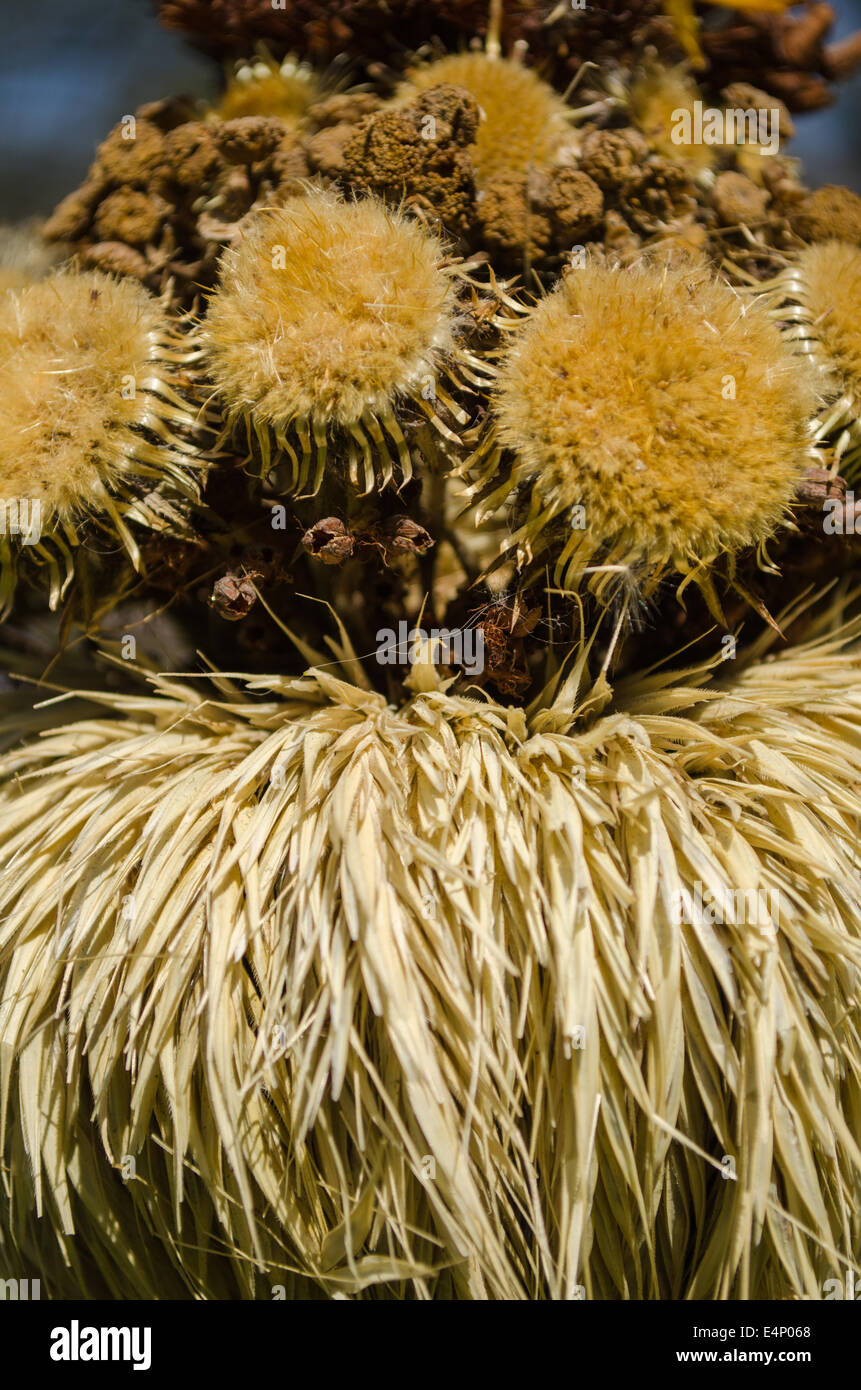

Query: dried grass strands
left=1, top=611, right=861, bottom=1299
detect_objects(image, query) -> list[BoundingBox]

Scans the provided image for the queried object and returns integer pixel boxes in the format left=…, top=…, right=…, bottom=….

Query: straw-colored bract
left=1, top=606, right=860, bottom=1299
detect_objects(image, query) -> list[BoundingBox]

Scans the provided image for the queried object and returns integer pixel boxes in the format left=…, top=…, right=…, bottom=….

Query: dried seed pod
left=203, top=187, right=503, bottom=496
left=466, top=256, right=816, bottom=618
left=789, top=185, right=861, bottom=244
left=0, top=268, right=205, bottom=617
left=377, top=513, right=434, bottom=557
left=301, top=516, right=355, bottom=564
left=211, top=567, right=263, bottom=618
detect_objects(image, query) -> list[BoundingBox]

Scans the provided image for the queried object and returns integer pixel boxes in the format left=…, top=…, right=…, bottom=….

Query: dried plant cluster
left=2, top=0, right=861, bottom=1303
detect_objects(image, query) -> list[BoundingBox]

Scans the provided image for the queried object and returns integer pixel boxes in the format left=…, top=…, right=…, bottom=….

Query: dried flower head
left=203, top=188, right=487, bottom=494
left=469, top=257, right=815, bottom=613
left=215, top=53, right=319, bottom=123
left=399, top=53, right=575, bottom=188
left=766, top=241, right=861, bottom=478
left=2, top=603, right=861, bottom=1298
left=0, top=268, right=203, bottom=616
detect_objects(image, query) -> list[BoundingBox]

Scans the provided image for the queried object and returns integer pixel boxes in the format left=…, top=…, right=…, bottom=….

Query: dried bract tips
left=0, top=268, right=205, bottom=617
left=470, top=257, right=816, bottom=615
left=764, top=241, right=861, bottom=478
left=203, top=188, right=491, bottom=496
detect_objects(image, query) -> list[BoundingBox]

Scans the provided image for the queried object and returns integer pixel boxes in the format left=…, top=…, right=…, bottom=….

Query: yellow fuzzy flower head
left=0, top=269, right=202, bottom=616
left=478, top=258, right=815, bottom=607
left=400, top=53, right=574, bottom=187
left=204, top=188, right=469, bottom=494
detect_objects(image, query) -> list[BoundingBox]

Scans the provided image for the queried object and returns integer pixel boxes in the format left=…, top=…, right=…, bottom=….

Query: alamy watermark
left=50, top=1321, right=151, bottom=1371
left=375, top=621, right=485, bottom=675
left=671, top=101, right=780, bottom=156
left=824, top=1271, right=861, bottom=1300
left=0, top=497, right=41, bottom=544
left=0, top=1276, right=40, bottom=1299
left=670, top=881, right=779, bottom=928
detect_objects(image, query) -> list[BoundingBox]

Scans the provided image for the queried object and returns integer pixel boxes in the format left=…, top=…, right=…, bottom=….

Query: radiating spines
left=202, top=187, right=506, bottom=496
left=462, top=256, right=817, bottom=618
left=762, top=241, right=861, bottom=479
left=0, top=268, right=206, bottom=618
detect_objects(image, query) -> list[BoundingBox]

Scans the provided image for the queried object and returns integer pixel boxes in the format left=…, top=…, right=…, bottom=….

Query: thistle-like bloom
left=468, top=257, right=816, bottom=614
left=765, top=241, right=861, bottom=479
left=1, top=604, right=860, bottom=1298
left=399, top=53, right=576, bottom=187
left=204, top=188, right=493, bottom=495
left=0, top=269, right=204, bottom=616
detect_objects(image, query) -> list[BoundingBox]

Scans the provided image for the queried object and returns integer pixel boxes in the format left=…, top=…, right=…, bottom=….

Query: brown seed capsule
left=379, top=515, right=434, bottom=557
left=302, top=517, right=355, bottom=565
left=211, top=569, right=263, bottom=619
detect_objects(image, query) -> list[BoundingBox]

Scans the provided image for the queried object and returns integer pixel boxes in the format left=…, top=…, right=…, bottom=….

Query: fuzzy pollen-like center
left=0, top=270, right=174, bottom=524
left=493, top=259, right=815, bottom=569
left=400, top=54, right=574, bottom=186
left=204, top=190, right=458, bottom=431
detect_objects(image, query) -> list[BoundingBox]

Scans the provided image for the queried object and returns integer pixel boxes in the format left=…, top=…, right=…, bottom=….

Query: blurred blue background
left=0, top=0, right=859, bottom=219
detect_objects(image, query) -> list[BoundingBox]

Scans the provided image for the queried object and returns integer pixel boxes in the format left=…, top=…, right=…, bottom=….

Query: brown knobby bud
left=214, top=117, right=286, bottom=165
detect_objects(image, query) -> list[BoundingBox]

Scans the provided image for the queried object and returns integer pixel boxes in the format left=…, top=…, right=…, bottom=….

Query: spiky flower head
left=0, top=268, right=203, bottom=617
left=399, top=53, right=576, bottom=188
left=1, top=606, right=861, bottom=1299
left=469, top=257, right=815, bottom=611
left=766, top=241, right=861, bottom=479
left=203, top=188, right=481, bottom=495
